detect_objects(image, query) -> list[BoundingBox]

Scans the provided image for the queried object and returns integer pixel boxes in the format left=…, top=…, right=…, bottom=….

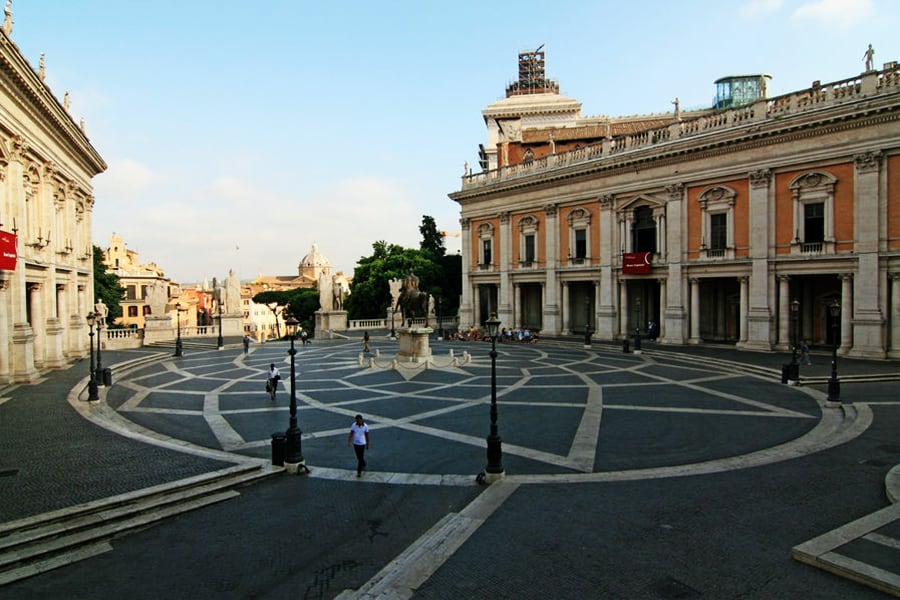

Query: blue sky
left=8, top=0, right=899, bottom=283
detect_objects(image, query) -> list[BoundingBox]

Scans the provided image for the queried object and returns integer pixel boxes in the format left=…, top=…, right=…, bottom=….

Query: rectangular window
left=524, top=234, right=535, bottom=263
left=804, top=203, right=824, bottom=243
left=140, top=285, right=148, bottom=300
left=126, top=285, right=136, bottom=300
left=142, top=305, right=152, bottom=316
left=574, top=229, right=587, bottom=259
left=128, top=306, right=138, bottom=317
left=710, top=213, right=727, bottom=250
left=482, top=239, right=492, bottom=265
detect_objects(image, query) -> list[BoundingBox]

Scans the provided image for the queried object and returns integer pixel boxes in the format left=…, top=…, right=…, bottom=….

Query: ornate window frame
left=567, top=207, right=591, bottom=265
left=477, top=222, right=495, bottom=271
left=697, top=185, right=736, bottom=259
left=789, top=171, right=837, bottom=255
left=517, top=215, right=539, bottom=268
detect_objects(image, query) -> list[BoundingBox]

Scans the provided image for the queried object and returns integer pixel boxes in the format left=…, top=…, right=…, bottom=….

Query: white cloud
left=93, top=158, right=153, bottom=199
left=791, top=0, right=874, bottom=28
left=739, top=0, right=784, bottom=19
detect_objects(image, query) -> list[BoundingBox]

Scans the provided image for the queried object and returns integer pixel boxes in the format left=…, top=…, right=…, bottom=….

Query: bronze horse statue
left=396, top=289, right=430, bottom=328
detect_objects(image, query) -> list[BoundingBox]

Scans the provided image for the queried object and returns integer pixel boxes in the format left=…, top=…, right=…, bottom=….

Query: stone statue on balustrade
left=146, top=280, right=168, bottom=317
left=225, top=269, right=241, bottom=314
left=318, top=272, right=333, bottom=312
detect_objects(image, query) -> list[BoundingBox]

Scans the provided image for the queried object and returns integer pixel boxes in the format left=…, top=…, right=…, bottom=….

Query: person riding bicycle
left=266, top=363, right=281, bottom=398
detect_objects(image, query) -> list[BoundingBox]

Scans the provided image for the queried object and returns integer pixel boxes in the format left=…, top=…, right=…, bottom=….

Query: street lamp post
left=633, top=297, right=642, bottom=352
left=174, top=302, right=184, bottom=357
left=483, top=313, right=504, bottom=483
left=790, top=299, right=800, bottom=366
left=86, top=313, right=99, bottom=401
left=95, top=312, right=104, bottom=383
left=436, top=292, right=443, bottom=340
left=827, top=300, right=841, bottom=404
left=283, top=316, right=306, bottom=474
left=390, top=307, right=396, bottom=339
left=216, top=287, right=224, bottom=350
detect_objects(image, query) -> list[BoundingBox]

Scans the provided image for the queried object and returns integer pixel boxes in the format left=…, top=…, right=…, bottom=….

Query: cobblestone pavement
left=1, top=336, right=898, bottom=598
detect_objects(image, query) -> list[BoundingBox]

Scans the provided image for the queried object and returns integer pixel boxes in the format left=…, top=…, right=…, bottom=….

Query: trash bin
left=622, top=338, right=630, bottom=353
left=101, top=368, right=112, bottom=387
left=781, top=363, right=799, bottom=384
left=633, top=333, right=642, bottom=351
left=271, top=433, right=286, bottom=467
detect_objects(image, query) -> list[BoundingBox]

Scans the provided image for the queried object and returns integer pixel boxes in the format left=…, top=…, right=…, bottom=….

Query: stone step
left=0, top=463, right=277, bottom=586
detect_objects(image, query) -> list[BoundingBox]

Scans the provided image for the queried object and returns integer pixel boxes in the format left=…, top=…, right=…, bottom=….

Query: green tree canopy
left=93, top=245, right=124, bottom=326
left=345, top=215, right=460, bottom=320
left=252, top=288, right=320, bottom=338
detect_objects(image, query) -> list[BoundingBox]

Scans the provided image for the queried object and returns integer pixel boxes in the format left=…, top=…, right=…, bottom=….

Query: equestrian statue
left=395, top=269, right=430, bottom=327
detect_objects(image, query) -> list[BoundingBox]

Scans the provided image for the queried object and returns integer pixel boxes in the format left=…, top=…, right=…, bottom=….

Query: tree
left=282, top=288, right=320, bottom=333
left=419, top=215, right=445, bottom=260
left=252, top=290, right=288, bottom=339
left=93, top=245, right=124, bottom=326
left=345, top=242, right=441, bottom=319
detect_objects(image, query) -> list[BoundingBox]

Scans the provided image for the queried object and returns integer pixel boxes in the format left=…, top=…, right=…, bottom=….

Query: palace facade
left=0, top=10, right=106, bottom=383
left=450, top=50, right=900, bottom=358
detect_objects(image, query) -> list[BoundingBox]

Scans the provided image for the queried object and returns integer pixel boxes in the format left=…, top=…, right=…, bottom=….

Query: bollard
left=623, top=338, right=630, bottom=353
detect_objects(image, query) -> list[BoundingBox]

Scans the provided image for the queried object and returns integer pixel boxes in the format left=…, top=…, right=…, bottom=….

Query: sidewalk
left=1, top=339, right=898, bottom=597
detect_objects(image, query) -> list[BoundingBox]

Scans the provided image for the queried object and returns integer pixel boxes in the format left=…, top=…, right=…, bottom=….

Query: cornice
left=451, top=98, right=900, bottom=202
left=0, top=32, right=106, bottom=176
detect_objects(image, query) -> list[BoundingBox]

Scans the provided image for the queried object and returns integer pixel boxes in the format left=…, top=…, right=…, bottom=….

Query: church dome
left=299, top=243, right=331, bottom=269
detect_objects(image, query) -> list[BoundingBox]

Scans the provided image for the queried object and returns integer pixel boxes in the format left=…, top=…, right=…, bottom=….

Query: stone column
left=689, top=278, right=701, bottom=343
left=458, top=218, right=474, bottom=330
left=472, top=283, right=481, bottom=328
left=889, top=273, right=900, bottom=359
left=850, top=151, right=885, bottom=357
left=0, top=278, right=8, bottom=381
left=514, top=283, right=521, bottom=330
left=778, top=276, right=790, bottom=350
left=597, top=194, right=617, bottom=339
left=543, top=203, right=560, bottom=333
left=498, top=212, right=513, bottom=327
left=739, top=276, right=749, bottom=344
left=29, top=283, right=45, bottom=369
left=561, top=281, right=570, bottom=335
left=840, top=273, right=853, bottom=354
left=746, top=169, right=773, bottom=349
left=663, top=184, right=686, bottom=344
left=618, top=279, right=628, bottom=338
left=658, top=279, right=667, bottom=340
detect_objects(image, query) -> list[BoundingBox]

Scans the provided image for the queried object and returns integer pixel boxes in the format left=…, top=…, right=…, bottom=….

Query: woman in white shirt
left=347, top=414, right=370, bottom=477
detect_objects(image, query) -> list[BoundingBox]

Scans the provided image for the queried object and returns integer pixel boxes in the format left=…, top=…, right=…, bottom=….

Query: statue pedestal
left=397, top=327, right=433, bottom=363
left=316, top=310, right=348, bottom=332
left=143, top=316, right=174, bottom=345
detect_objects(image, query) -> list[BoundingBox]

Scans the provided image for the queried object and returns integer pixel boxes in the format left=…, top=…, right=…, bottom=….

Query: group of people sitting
left=447, top=326, right=539, bottom=343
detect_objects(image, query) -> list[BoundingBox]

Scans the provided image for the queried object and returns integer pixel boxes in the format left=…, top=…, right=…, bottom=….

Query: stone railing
left=461, top=65, right=899, bottom=190
left=103, top=327, right=144, bottom=350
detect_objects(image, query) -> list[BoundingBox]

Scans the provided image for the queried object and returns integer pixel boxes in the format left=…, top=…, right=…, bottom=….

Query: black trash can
left=781, top=364, right=789, bottom=384
left=101, top=368, right=112, bottom=387
left=622, top=338, right=630, bottom=353
left=271, top=433, right=286, bottom=467
left=781, top=363, right=799, bottom=383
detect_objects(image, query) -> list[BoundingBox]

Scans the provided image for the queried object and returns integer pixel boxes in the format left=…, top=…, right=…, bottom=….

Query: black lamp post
left=95, top=312, right=104, bottom=383
left=827, top=300, right=841, bottom=403
left=790, top=299, right=800, bottom=366
left=484, top=313, right=504, bottom=482
left=283, top=316, right=305, bottom=472
left=174, top=302, right=184, bottom=357
left=216, top=287, right=224, bottom=350
left=633, top=297, right=642, bottom=351
left=436, top=291, right=443, bottom=340
left=86, top=312, right=99, bottom=401
left=390, top=306, right=396, bottom=339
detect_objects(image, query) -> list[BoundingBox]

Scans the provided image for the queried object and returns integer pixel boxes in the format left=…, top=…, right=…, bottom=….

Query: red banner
left=0, top=231, right=17, bottom=271
left=622, top=251, right=651, bottom=274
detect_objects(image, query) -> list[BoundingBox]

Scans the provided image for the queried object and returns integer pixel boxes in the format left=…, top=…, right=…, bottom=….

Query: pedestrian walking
left=266, top=363, right=281, bottom=400
left=363, top=331, right=370, bottom=353
left=800, top=340, right=812, bottom=365
left=243, top=335, right=251, bottom=353
left=347, top=414, right=370, bottom=477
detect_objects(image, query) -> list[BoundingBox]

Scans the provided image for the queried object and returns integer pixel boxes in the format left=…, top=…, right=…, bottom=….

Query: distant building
left=244, top=244, right=351, bottom=338
left=103, top=234, right=175, bottom=329
left=451, top=49, right=900, bottom=358
left=0, top=10, right=106, bottom=383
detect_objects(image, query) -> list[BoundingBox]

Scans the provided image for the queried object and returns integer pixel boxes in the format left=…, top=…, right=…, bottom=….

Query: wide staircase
left=0, top=463, right=277, bottom=586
